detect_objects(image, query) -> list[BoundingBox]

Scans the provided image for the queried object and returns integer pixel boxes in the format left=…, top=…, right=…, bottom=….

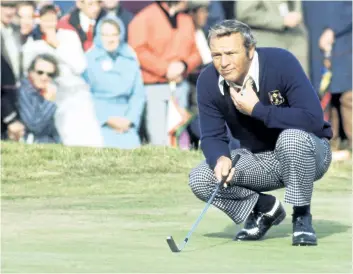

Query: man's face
left=210, top=33, right=254, bottom=84
left=40, top=11, right=58, bottom=33
left=29, top=59, right=56, bottom=90
left=102, top=0, right=119, bottom=10
left=18, top=4, right=35, bottom=35
left=0, top=4, right=16, bottom=26
left=101, top=22, right=120, bottom=52
left=192, top=6, right=208, bottom=29
left=77, top=0, right=102, bottom=20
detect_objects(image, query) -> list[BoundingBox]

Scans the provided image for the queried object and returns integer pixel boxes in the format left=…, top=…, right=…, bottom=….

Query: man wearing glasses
left=17, top=54, right=61, bottom=144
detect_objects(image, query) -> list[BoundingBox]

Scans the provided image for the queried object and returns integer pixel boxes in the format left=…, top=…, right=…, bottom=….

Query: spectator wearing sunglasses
left=22, top=3, right=103, bottom=147
left=18, top=54, right=61, bottom=144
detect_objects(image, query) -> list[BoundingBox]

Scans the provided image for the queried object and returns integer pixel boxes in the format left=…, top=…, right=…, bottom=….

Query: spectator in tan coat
left=236, top=1, right=309, bottom=76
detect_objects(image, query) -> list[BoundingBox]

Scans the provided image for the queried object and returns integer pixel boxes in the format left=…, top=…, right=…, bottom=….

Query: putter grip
left=222, top=154, right=241, bottom=187
left=231, top=154, right=241, bottom=168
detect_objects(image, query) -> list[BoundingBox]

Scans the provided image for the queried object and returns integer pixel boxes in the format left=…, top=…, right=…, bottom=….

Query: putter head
left=166, top=236, right=180, bottom=253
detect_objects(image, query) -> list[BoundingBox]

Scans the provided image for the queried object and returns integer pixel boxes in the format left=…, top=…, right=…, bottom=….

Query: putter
left=166, top=154, right=241, bottom=253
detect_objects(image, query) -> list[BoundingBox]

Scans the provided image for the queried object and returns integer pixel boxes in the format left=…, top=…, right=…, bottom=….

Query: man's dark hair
left=28, top=54, right=60, bottom=78
left=39, top=4, right=58, bottom=16
left=0, top=0, right=17, bottom=8
left=1, top=1, right=17, bottom=7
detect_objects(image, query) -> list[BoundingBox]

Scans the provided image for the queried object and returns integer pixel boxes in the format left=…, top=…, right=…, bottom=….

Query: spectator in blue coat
left=303, top=1, right=352, bottom=154
left=84, top=15, right=145, bottom=149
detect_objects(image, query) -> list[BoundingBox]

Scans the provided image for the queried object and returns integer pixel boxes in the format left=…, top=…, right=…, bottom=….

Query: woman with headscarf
left=83, top=15, right=145, bottom=149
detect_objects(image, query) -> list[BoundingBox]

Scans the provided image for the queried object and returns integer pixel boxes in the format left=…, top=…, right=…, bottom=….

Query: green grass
left=1, top=142, right=352, bottom=273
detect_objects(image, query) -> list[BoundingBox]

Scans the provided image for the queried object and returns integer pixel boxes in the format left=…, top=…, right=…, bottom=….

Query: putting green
left=2, top=143, right=351, bottom=273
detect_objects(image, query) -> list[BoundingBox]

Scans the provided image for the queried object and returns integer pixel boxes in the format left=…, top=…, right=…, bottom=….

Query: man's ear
left=248, top=46, right=255, bottom=60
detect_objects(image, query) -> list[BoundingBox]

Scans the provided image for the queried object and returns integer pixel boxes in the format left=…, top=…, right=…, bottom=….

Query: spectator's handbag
left=167, top=81, right=194, bottom=149
left=319, top=49, right=332, bottom=122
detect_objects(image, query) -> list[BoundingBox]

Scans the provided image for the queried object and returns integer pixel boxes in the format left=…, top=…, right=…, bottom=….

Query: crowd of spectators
left=1, top=0, right=351, bottom=161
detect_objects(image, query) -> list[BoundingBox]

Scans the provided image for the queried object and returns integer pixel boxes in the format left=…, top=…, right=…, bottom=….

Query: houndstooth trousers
left=189, top=129, right=332, bottom=224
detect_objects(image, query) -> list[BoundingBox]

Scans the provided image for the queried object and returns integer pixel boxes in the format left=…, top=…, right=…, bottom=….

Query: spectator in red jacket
left=128, top=1, right=201, bottom=146
left=57, top=0, right=104, bottom=51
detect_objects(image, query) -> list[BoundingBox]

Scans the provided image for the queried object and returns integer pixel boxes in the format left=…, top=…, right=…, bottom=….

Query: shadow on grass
left=178, top=239, right=235, bottom=253
left=203, top=219, right=351, bottom=240
left=169, top=220, right=350, bottom=253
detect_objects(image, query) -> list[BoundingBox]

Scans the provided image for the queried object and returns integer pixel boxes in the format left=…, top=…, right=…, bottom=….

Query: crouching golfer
left=189, top=20, right=332, bottom=246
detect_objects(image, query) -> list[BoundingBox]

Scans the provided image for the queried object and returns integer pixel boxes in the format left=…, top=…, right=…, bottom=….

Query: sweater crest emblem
left=268, top=90, right=285, bottom=105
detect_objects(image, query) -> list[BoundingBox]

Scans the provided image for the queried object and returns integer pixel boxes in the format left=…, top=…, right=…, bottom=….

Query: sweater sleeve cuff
left=3, top=112, right=17, bottom=124
left=251, top=102, right=268, bottom=123
left=208, top=151, right=231, bottom=170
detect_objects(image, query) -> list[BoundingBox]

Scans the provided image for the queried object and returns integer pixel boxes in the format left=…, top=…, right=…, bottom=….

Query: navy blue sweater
left=197, top=47, right=332, bottom=169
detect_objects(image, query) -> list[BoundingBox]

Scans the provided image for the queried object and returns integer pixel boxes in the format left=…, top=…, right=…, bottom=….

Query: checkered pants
left=189, top=129, right=332, bottom=224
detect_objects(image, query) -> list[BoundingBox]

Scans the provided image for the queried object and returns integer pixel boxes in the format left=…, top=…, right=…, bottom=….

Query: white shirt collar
left=79, top=12, right=96, bottom=33
left=218, top=50, right=259, bottom=95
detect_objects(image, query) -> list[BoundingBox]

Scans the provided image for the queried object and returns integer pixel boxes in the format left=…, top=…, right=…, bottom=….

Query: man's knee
left=189, top=163, right=214, bottom=201
left=275, top=129, right=314, bottom=156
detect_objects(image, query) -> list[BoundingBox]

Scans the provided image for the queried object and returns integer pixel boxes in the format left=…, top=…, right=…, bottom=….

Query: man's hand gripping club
left=214, top=155, right=238, bottom=188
